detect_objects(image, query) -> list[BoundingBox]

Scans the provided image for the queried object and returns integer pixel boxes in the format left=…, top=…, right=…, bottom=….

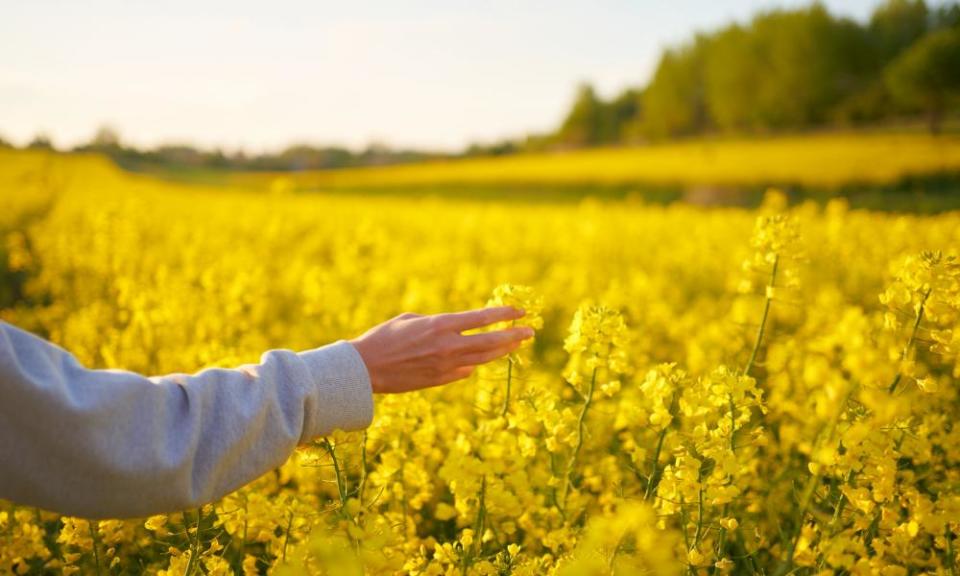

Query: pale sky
left=1, top=0, right=879, bottom=153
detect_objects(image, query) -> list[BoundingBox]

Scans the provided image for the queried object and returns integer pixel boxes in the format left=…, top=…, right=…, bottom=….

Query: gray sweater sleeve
left=0, top=320, right=374, bottom=519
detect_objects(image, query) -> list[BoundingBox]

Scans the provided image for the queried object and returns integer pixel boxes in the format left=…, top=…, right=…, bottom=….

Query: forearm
left=0, top=321, right=373, bottom=519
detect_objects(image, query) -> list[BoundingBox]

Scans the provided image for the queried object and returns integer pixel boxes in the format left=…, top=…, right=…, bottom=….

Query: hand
left=349, top=306, right=534, bottom=394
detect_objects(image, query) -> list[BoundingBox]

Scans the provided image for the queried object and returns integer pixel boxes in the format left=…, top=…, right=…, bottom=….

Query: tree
left=608, top=88, right=643, bottom=143
left=701, top=24, right=759, bottom=131
left=870, top=0, right=930, bottom=62
left=26, top=134, right=54, bottom=150
left=642, top=39, right=707, bottom=139
left=89, top=125, right=122, bottom=150
left=704, top=6, right=872, bottom=131
left=931, top=2, right=960, bottom=30
left=885, top=27, right=960, bottom=133
left=555, top=84, right=608, bottom=147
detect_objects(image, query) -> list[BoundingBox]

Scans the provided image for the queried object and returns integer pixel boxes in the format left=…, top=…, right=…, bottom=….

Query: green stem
left=281, top=511, right=294, bottom=563
left=473, top=476, right=487, bottom=561
left=561, top=365, right=598, bottom=509
left=679, top=494, right=691, bottom=550
left=500, top=318, right=518, bottom=418
left=714, top=393, right=739, bottom=567
left=323, top=438, right=364, bottom=555
left=607, top=532, right=629, bottom=571
left=643, top=427, right=668, bottom=502
left=745, top=254, right=778, bottom=377
left=184, top=508, right=202, bottom=576
left=462, top=476, right=487, bottom=574
left=194, top=508, right=203, bottom=575
left=359, top=431, right=369, bottom=507
left=776, top=387, right=853, bottom=576
left=548, top=451, right=563, bottom=516
left=817, top=472, right=853, bottom=573
left=947, top=527, right=957, bottom=576
left=776, top=471, right=820, bottom=576
left=693, top=483, right=705, bottom=548
left=322, top=438, right=348, bottom=508
left=88, top=521, right=102, bottom=576
left=728, top=393, right=737, bottom=452
left=500, top=357, right=514, bottom=417
left=239, top=499, right=248, bottom=569
left=863, top=509, right=882, bottom=551
left=889, top=287, right=932, bottom=393
left=827, top=472, right=853, bottom=535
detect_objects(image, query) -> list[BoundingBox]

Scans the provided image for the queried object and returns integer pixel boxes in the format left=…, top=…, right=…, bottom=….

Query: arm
left=0, top=307, right=532, bottom=519
left=0, top=320, right=373, bottom=519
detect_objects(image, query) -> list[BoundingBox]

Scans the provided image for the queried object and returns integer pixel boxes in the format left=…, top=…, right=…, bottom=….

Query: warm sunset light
left=2, top=1, right=959, bottom=574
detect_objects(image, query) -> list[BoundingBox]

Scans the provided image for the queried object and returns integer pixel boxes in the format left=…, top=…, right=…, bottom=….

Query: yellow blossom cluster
left=2, top=150, right=960, bottom=575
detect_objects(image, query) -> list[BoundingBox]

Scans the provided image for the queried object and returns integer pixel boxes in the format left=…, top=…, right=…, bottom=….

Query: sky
left=1, top=0, right=880, bottom=153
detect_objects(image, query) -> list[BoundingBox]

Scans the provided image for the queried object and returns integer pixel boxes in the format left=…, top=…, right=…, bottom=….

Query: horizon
left=3, top=0, right=883, bottom=154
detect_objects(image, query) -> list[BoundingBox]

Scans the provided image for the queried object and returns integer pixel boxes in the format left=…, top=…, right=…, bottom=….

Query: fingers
left=439, top=365, right=476, bottom=385
left=435, top=306, right=525, bottom=332
left=458, top=341, right=522, bottom=366
left=457, top=326, right=534, bottom=352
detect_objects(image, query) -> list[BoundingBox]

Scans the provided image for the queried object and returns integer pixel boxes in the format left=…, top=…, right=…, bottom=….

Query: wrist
left=348, top=337, right=382, bottom=394
left=296, top=340, right=374, bottom=438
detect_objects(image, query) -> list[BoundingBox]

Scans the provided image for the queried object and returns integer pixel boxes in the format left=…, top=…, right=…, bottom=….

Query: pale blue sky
left=1, top=0, right=881, bottom=152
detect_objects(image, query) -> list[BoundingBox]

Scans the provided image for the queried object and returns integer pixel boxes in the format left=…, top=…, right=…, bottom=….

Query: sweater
left=0, top=320, right=374, bottom=519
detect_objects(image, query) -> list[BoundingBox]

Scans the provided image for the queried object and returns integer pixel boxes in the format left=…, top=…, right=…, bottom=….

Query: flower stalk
left=88, top=521, right=102, bottom=576
left=562, top=365, right=598, bottom=509
left=889, top=287, right=931, bottom=393
left=745, top=254, right=778, bottom=377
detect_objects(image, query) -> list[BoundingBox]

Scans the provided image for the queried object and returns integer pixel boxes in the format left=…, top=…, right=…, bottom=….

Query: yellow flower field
left=224, top=132, right=960, bottom=190
left=1, top=149, right=960, bottom=575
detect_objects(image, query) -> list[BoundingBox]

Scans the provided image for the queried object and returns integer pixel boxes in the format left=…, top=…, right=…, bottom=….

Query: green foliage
left=642, top=40, right=707, bottom=138
left=556, top=84, right=608, bottom=147
left=554, top=84, right=643, bottom=147
left=550, top=0, right=960, bottom=147
left=885, top=27, right=960, bottom=132
left=26, top=134, right=54, bottom=151
left=608, top=88, right=644, bottom=143
left=870, top=0, right=930, bottom=61
left=643, top=6, right=880, bottom=135
left=70, top=128, right=445, bottom=173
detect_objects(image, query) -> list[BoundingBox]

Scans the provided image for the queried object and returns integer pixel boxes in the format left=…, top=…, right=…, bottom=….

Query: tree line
left=4, top=0, right=958, bottom=169
left=544, top=0, right=960, bottom=149
left=2, top=127, right=444, bottom=172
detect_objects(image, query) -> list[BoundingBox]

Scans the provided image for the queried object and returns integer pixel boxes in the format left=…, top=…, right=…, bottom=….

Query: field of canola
left=224, top=133, right=960, bottom=190
left=1, top=150, right=960, bottom=575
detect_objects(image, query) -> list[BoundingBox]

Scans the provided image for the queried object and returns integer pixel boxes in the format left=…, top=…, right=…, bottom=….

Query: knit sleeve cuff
left=297, top=340, right=374, bottom=442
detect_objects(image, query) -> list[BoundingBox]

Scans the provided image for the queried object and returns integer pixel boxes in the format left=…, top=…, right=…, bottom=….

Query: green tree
left=701, top=24, right=758, bottom=131
left=885, top=27, right=960, bottom=133
left=931, top=2, right=960, bottom=29
left=870, top=0, right=930, bottom=62
left=89, top=125, right=122, bottom=150
left=608, top=88, right=643, bottom=143
left=555, top=83, right=608, bottom=147
left=642, top=39, right=707, bottom=139
left=705, top=6, right=872, bottom=131
left=26, top=134, right=54, bottom=150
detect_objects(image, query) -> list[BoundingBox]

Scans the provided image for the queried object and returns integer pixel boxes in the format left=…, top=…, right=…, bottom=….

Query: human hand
left=348, top=306, right=534, bottom=394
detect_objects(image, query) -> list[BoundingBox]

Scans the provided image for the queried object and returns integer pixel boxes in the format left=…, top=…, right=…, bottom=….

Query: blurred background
left=2, top=0, right=959, bottom=208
